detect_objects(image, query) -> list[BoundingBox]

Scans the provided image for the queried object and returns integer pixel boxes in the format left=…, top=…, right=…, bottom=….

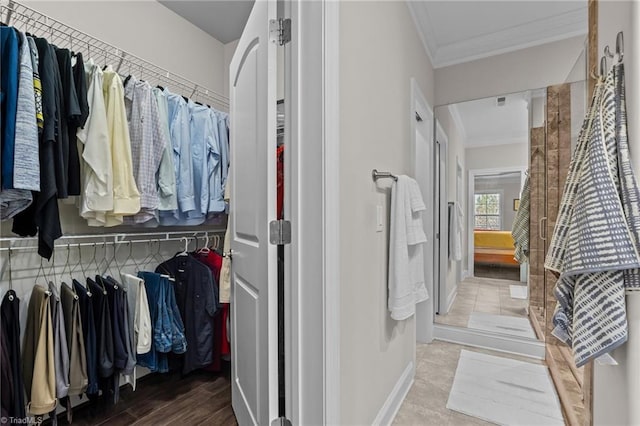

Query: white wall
left=224, top=39, right=240, bottom=98
left=465, top=143, right=529, bottom=171
left=339, top=1, right=435, bottom=424
left=435, top=35, right=587, bottom=107
left=23, top=1, right=226, bottom=98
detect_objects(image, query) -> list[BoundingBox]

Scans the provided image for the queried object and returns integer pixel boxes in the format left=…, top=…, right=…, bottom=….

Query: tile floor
left=393, top=341, right=549, bottom=426
left=435, top=276, right=529, bottom=331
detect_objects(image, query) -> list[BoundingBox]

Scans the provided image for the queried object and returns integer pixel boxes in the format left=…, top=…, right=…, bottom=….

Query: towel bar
left=372, top=169, right=398, bottom=182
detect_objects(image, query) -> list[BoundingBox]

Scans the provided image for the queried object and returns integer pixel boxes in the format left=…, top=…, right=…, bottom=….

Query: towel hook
left=616, top=31, right=624, bottom=63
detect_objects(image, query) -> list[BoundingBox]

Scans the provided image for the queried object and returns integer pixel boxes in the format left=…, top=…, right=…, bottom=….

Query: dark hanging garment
left=192, top=251, right=223, bottom=372
left=55, top=47, right=82, bottom=196
left=0, top=26, right=19, bottom=190
left=87, top=278, right=114, bottom=379
left=102, top=277, right=128, bottom=371
left=48, top=44, right=68, bottom=199
left=72, top=52, right=90, bottom=129
left=73, top=279, right=98, bottom=397
left=12, top=37, right=62, bottom=260
left=1, top=316, right=13, bottom=420
left=1, top=290, right=26, bottom=419
left=157, top=255, right=217, bottom=374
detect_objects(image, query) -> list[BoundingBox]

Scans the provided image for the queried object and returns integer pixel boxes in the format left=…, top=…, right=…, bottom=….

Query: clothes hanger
left=70, top=244, right=92, bottom=297
left=36, top=256, right=52, bottom=296
left=7, top=248, right=14, bottom=301
left=152, top=240, right=176, bottom=281
left=126, top=241, right=141, bottom=273
left=198, top=233, right=211, bottom=254
left=90, top=243, right=107, bottom=295
left=176, top=237, right=190, bottom=256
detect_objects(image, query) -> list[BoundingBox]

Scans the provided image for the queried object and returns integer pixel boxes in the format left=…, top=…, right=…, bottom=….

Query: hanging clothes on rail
left=12, top=35, right=63, bottom=260
left=1, top=290, right=26, bottom=420
left=73, top=279, right=99, bottom=398
left=123, top=76, right=167, bottom=227
left=90, top=66, right=141, bottom=227
left=545, top=62, right=640, bottom=367
left=48, top=282, right=70, bottom=425
left=156, top=254, right=218, bottom=374
left=22, top=285, right=56, bottom=416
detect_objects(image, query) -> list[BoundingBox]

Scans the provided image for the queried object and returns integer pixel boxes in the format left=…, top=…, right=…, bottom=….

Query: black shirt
left=72, top=52, right=90, bottom=129
left=55, top=47, right=82, bottom=196
left=156, top=255, right=217, bottom=374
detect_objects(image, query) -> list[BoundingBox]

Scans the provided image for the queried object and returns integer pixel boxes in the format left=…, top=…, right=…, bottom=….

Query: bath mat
left=447, top=350, right=563, bottom=425
left=509, top=285, right=528, bottom=300
left=467, top=312, right=536, bottom=340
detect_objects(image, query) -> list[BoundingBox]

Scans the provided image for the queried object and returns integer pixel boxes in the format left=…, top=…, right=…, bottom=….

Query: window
left=474, top=193, right=501, bottom=230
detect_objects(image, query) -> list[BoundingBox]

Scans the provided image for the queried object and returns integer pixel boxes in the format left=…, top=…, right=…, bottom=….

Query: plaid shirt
left=124, top=77, right=167, bottom=224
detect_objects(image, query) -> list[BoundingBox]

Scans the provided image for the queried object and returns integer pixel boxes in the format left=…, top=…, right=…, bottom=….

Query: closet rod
left=0, top=0, right=229, bottom=109
left=0, top=230, right=225, bottom=246
left=0, top=236, right=201, bottom=253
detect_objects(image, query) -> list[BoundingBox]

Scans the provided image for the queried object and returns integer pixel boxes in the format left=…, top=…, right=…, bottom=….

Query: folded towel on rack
left=388, top=175, right=429, bottom=321
left=545, top=64, right=640, bottom=367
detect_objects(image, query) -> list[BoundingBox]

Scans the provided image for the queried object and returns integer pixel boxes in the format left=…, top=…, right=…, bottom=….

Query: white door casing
left=412, top=79, right=435, bottom=344
left=229, top=0, right=278, bottom=424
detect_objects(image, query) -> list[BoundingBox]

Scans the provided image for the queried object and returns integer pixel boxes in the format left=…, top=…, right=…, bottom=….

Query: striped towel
left=545, top=64, right=640, bottom=367
left=512, top=172, right=530, bottom=264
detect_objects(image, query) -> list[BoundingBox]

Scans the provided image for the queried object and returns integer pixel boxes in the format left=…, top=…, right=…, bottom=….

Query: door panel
left=229, top=0, right=278, bottom=424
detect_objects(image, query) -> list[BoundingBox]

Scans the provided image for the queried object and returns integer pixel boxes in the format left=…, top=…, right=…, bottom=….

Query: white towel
left=453, top=203, right=463, bottom=261
left=388, top=175, right=429, bottom=320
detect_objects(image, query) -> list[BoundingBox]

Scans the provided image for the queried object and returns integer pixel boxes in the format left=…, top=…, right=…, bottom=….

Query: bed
left=474, top=230, right=518, bottom=266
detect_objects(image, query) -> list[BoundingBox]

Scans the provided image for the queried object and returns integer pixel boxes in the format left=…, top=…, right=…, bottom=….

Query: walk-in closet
left=0, top=1, right=280, bottom=424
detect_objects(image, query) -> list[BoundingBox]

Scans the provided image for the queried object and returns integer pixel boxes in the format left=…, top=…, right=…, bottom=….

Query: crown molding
left=406, top=1, right=436, bottom=67
left=465, top=135, right=528, bottom=149
left=407, top=2, right=587, bottom=69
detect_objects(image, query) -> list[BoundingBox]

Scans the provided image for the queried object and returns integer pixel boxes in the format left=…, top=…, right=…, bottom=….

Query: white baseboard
left=434, top=324, right=545, bottom=359
left=462, top=269, right=470, bottom=280
left=372, top=361, right=415, bottom=426
left=446, top=286, right=458, bottom=313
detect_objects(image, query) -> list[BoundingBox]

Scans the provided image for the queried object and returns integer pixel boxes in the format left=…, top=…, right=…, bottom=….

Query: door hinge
left=269, top=18, right=291, bottom=46
left=271, top=417, right=293, bottom=426
left=270, top=220, right=291, bottom=245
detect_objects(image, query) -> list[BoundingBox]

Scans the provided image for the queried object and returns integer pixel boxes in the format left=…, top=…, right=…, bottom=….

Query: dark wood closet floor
left=49, top=366, right=236, bottom=426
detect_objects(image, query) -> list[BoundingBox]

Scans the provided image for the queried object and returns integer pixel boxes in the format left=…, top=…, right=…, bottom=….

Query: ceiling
left=159, top=1, right=254, bottom=44
left=159, top=1, right=587, bottom=63
left=449, top=91, right=530, bottom=148
left=407, top=1, right=588, bottom=68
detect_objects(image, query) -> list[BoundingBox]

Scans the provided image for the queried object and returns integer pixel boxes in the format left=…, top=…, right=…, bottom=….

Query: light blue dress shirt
left=187, top=101, right=211, bottom=225
left=215, top=111, right=230, bottom=194
left=159, top=89, right=194, bottom=226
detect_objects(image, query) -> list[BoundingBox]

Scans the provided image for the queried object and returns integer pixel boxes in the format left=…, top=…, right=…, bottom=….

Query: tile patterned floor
left=436, top=276, right=529, bottom=332
left=394, top=341, right=549, bottom=426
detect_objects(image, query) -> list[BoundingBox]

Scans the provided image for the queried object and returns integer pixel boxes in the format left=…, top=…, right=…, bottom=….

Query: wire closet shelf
left=0, top=0, right=229, bottom=110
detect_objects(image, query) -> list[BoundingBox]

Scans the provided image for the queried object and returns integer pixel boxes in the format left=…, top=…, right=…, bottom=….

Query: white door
left=229, top=0, right=278, bottom=424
